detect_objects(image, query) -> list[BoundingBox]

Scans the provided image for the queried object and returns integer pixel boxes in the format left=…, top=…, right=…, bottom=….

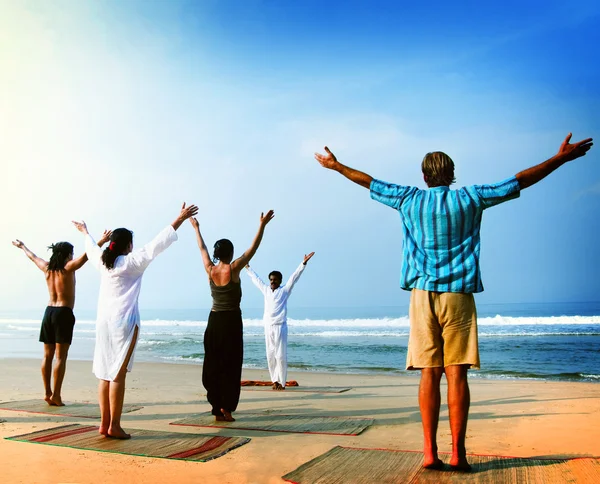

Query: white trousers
left=265, top=323, right=288, bottom=386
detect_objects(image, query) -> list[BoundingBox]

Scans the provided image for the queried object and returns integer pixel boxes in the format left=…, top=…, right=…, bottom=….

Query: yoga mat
left=241, top=380, right=299, bottom=386
left=282, top=446, right=600, bottom=483
left=6, top=424, right=250, bottom=462
left=0, top=399, right=142, bottom=419
left=241, top=386, right=352, bottom=394
left=171, top=412, right=373, bottom=436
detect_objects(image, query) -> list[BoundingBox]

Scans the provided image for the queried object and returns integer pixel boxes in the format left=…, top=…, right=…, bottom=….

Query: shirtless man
left=12, top=232, right=110, bottom=405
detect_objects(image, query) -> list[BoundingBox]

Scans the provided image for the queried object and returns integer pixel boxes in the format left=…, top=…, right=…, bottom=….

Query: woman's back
left=209, top=264, right=242, bottom=311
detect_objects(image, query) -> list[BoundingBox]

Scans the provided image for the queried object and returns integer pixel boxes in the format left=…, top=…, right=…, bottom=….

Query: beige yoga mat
left=241, top=386, right=352, bottom=393
left=0, top=399, right=142, bottom=419
left=282, top=446, right=600, bottom=483
left=171, top=412, right=373, bottom=436
left=5, top=424, right=250, bottom=462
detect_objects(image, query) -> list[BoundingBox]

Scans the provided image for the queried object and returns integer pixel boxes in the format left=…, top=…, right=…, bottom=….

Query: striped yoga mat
left=242, top=386, right=352, bottom=393
left=282, top=446, right=600, bottom=483
left=6, top=424, right=250, bottom=462
left=171, top=412, right=372, bottom=436
left=0, top=399, right=142, bottom=418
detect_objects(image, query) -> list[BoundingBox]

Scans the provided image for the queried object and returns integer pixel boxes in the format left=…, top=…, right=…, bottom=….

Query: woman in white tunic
left=72, top=203, right=198, bottom=439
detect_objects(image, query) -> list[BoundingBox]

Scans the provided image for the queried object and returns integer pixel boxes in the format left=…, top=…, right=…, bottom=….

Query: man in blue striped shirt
left=315, top=133, right=593, bottom=472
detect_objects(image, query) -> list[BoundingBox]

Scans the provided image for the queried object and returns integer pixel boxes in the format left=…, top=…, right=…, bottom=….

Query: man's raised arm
left=314, top=147, right=373, bottom=189
left=12, top=240, right=48, bottom=272
left=516, top=133, right=593, bottom=190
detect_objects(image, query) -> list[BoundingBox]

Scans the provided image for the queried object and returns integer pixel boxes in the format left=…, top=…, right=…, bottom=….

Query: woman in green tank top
left=189, top=210, right=274, bottom=421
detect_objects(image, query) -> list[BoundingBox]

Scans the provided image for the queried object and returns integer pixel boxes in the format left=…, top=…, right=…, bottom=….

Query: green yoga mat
left=242, top=386, right=352, bottom=393
left=283, top=446, right=600, bottom=483
left=0, top=399, right=142, bottom=419
left=6, top=424, right=250, bottom=462
left=171, top=412, right=373, bottom=436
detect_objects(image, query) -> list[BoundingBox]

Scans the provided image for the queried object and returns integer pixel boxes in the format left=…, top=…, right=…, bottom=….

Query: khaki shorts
left=406, top=288, right=480, bottom=370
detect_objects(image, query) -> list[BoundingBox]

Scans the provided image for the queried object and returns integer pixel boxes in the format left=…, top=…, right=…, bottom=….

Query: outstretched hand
left=179, top=202, right=199, bottom=221
left=260, top=210, right=275, bottom=227
left=303, top=252, right=315, bottom=264
left=97, top=230, right=113, bottom=246
left=172, top=203, right=199, bottom=231
left=189, top=217, right=200, bottom=230
left=72, top=221, right=89, bottom=235
left=557, top=133, right=593, bottom=162
left=12, top=239, right=24, bottom=249
left=314, top=146, right=339, bottom=170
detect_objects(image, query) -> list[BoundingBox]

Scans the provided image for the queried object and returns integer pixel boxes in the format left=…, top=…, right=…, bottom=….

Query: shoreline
left=2, top=355, right=599, bottom=384
left=1, top=358, right=600, bottom=483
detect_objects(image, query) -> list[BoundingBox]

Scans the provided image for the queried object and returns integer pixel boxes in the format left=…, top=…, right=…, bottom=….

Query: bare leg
left=42, top=344, right=56, bottom=405
left=107, top=326, right=138, bottom=439
left=50, top=343, right=70, bottom=406
left=446, top=365, right=471, bottom=471
left=419, top=367, right=445, bottom=469
left=98, top=380, right=110, bottom=435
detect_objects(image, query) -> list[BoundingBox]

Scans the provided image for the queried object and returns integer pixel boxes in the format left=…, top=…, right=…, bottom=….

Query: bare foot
left=423, top=447, right=441, bottom=469
left=423, top=458, right=444, bottom=470
left=220, top=408, right=235, bottom=422
left=107, top=426, right=131, bottom=439
left=271, top=383, right=278, bottom=390
left=50, top=395, right=65, bottom=406
left=215, top=415, right=227, bottom=422
left=99, top=426, right=109, bottom=436
left=450, top=450, right=472, bottom=472
left=44, top=395, right=56, bottom=406
left=449, top=459, right=472, bottom=472
left=275, top=383, right=285, bottom=391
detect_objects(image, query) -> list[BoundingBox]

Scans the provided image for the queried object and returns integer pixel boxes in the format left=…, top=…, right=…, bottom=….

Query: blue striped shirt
left=370, top=176, right=521, bottom=293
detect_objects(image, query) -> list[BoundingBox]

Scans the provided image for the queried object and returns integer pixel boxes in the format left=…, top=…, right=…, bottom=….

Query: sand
left=1, top=358, right=599, bottom=483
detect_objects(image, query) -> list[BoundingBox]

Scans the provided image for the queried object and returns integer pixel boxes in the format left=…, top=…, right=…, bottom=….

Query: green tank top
left=210, top=277, right=242, bottom=311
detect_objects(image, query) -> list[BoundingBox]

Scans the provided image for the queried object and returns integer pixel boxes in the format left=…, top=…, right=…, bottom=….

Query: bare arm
left=172, top=203, right=199, bottom=231
left=12, top=240, right=48, bottom=272
left=189, top=217, right=214, bottom=274
left=65, top=230, right=112, bottom=272
left=314, top=147, right=373, bottom=189
left=515, top=133, right=593, bottom=190
left=231, top=210, right=275, bottom=272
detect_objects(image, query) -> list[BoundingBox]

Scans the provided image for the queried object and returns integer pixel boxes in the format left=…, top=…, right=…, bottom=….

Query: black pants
left=202, top=310, right=243, bottom=416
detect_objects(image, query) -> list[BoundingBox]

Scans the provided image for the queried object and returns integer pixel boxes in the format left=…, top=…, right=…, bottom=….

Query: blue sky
left=1, top=0, right=599, bottom=313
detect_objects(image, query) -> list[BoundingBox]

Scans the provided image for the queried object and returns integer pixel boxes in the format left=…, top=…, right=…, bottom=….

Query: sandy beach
left=1, top=358, right=599, bottom=483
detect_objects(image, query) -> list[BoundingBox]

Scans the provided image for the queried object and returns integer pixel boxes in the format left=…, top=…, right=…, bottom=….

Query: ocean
left=1, top=301, right=599, bottom=383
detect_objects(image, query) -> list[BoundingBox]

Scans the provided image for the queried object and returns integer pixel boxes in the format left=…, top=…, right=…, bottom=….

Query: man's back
left=45, top=269, right=76, bottom=308
left=370, top=177, right=521, bottom=293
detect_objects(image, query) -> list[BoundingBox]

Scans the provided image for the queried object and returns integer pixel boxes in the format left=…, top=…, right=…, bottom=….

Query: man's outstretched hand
left=314, top=147, right=340, bottom=170
left=557, top=133, right=593, bottom=162
left=303, top=252, right=315, bottom=265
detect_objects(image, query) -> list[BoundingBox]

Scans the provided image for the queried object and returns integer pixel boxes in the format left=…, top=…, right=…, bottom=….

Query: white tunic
left=246, top=263, right=306, bottom=385
left=85, top=225, right=178, bottom=381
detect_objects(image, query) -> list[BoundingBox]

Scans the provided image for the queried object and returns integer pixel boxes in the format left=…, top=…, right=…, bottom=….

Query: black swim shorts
left=39, top=306, right=76, bottom=344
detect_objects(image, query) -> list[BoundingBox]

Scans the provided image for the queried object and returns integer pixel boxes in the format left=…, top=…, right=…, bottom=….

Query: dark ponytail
left=101, top=228, right=133, bottom=269
left=213, top=238, right=234, bottom=264
left=47, top=242, right=74, bottom=272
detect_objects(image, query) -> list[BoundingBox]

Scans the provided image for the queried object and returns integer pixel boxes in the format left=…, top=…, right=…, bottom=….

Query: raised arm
left=12, top=240, right=48, bottom=272
left=65, top=230, right=112, bottom=272
left=284, top=252, right=314, bottom=294
left=127, top=203, right=198, bottom=275
left=515, top=133, right=593, bottom=190
left=231, top=210, right=275, bottom=272
left=314, top=147, right=373, bottom=189
left=189, top=217, right=214, bottom=274
left=245, top=265, right=269, bottom=295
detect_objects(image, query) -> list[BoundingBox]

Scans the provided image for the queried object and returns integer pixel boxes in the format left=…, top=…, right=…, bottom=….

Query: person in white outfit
left=72, top=203, right=198, bottom=439
left=245, top=252, right=315, bottom=390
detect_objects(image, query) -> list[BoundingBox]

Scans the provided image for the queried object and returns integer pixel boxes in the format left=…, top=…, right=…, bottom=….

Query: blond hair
left=421, top=151, right=456, bottom=187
